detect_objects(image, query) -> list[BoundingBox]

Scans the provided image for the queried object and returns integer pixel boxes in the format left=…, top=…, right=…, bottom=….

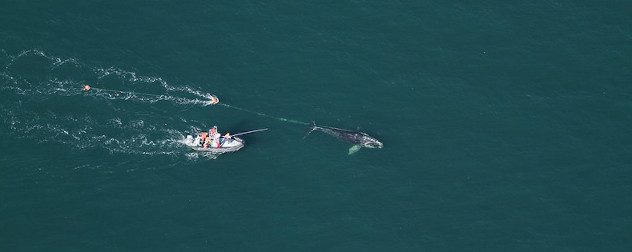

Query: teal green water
left=1, top=1, right=631, bottom=251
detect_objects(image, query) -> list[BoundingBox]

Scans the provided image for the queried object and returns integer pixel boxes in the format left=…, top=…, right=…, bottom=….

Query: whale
left=304, top=122, right=383, bottom=155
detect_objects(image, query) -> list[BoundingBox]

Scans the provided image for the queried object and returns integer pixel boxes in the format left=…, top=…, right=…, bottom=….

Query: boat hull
left=185, top=135, right=245, bottom=153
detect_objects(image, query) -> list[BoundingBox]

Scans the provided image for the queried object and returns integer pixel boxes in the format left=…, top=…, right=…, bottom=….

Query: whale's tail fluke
left=303, top=121, right=318, bottom=139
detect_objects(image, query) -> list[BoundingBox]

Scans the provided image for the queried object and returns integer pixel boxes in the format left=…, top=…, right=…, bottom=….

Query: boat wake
left=0, top=106, right=193, bottom=156
left=0, top=49, right=218, bottom=107
left=0, top=49, right=218, bottom=158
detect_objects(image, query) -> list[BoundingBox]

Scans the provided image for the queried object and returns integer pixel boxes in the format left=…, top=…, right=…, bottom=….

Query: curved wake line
left=219, top=103, right=309, bottom=125
left=1, top=49, right=218, bottom=107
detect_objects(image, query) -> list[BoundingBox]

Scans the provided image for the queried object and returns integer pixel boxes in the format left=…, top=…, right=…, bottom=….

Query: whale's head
left=360, top=134, right=383, bottom=149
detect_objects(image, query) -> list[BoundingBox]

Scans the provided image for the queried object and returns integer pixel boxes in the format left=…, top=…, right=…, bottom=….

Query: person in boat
left=220, top=133, right=232, bottom=146
left=209, top=126, right=218, bottom=143
left=203, top=137, right=210, bottom=148
left=208, top=126, right=222, bottom=148
left=200, top=132, right=209, bottom=146
left=210, top=126, right=218, bottom=137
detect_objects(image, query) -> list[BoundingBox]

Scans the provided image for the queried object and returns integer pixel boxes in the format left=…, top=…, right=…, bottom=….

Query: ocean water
left=1, top=1, right=631, bottom=251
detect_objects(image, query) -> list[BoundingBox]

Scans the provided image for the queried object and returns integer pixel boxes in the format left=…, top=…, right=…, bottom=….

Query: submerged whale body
left=304, top=122, right=383, bottom=155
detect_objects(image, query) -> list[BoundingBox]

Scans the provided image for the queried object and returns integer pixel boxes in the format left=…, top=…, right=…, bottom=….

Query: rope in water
left=219, top=103, right=309, bottom=126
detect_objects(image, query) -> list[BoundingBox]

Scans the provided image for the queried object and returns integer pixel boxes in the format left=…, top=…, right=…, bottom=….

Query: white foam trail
left=1, top=49, right=217, bottom=107
left=0, top=107, right=194, bottom=157
left=93, top=66, right=216, bottom=103
left=0, top=49, right=225, bottom=159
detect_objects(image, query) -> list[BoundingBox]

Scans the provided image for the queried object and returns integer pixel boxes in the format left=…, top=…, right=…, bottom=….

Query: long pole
left=231, top=128, right=268, bottom=137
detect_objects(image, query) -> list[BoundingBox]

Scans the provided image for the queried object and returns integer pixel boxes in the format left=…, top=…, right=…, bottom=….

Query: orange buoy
left=209, top=95, right=219, bottom=105
left=83, top=85, right=91, bottom=91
